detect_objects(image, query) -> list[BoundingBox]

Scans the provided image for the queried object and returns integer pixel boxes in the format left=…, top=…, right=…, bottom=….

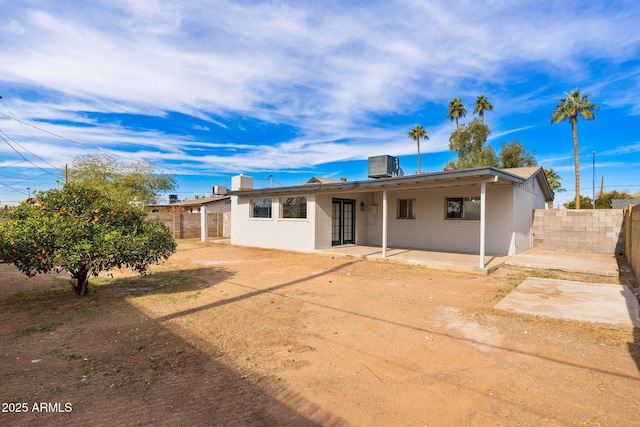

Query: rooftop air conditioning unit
left=368, top=155, right=400, bottom=178
left=169, top=194, right=178, bottom=204
left=213, top=186, right=227, bottom=196
left=231, top=174, right=254, bottom=191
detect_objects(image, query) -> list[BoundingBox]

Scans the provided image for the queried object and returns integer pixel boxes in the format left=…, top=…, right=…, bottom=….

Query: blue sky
left=1, top=1, right=639, bottom=207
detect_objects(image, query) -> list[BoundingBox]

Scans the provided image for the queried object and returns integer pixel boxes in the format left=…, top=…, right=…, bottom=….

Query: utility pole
left=592, top=151, right=596, bottom=209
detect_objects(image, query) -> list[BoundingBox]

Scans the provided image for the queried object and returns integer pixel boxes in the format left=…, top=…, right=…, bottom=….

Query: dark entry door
left=332, top=199, right=355, bottom=246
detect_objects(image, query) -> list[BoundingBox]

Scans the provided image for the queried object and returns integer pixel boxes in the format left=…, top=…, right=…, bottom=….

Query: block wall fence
left=532, top=209, right=624, bottom=255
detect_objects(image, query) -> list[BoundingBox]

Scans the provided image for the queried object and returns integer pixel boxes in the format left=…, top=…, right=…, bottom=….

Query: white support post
left=479, top=181, right=486, bottom=269
left=382, top=189, right=388, bottom=259
left=200, top=204, right=208, bottom=242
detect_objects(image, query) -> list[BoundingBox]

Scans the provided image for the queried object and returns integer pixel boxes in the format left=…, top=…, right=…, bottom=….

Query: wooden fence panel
left=147, top=210, right=229, bottom=239
left=626, top=205, right=640, bottom=283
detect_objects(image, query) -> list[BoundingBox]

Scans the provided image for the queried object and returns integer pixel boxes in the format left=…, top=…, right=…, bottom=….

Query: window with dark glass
left=250, top=198, right=272, bottom=218
left=446, top=197, right=481, bottom=220
left=280, top=197, right=307, bottom=218
left=397, top=199, right=415, bottom=219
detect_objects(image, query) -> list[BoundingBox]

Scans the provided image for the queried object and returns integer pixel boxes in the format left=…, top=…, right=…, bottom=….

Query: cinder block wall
left=532, top=209, right=624, bottom=255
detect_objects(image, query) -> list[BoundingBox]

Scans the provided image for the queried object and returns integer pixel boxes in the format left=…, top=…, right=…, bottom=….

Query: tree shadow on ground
left=0, top=265, right=343, bottom=426
left=0, top=266, right=235, bottom=310
left=90, top=266, right=236, bottom=297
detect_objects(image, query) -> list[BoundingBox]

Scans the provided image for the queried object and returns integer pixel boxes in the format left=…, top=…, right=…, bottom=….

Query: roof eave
left=228, top=166, right=529, bottom=197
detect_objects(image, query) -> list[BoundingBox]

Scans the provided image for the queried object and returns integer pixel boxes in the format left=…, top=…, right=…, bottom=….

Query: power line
left=0, top=160, right=27, bottom=170
left=0, top=107, right=191, bottom=177
left=0, top=109, right=140, bottom=162
left=0, top=171, right=54, bottom=196
left=0, top=129, right=61, bottom=171
left=0, top=132, right=56, bottom=175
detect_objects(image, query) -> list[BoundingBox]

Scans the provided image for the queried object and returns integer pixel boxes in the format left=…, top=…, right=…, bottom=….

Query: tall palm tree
left=543, top=168, right=566, bottom=208
left=446, top=98, right=466, bottom=130
left=408, top=125, right=429, bottom=174
left=551, top=88, right=599, bottom=209
left=473, top=95, right=493, bottom=124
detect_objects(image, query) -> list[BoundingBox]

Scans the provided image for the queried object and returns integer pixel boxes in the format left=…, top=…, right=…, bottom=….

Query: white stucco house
left=229, top=165, right=554, bottom=268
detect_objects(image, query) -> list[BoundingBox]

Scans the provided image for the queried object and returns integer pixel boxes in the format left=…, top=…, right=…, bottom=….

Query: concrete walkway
left=495, top=277, right=640, bottom=328
left=504, top=249, right=620, bottom=277
left=317, top=245, right=508, bottom=274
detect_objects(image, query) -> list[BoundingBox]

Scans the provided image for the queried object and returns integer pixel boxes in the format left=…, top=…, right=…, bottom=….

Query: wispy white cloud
left=598, top=142, right=640, bottom=157
left=1, top=0, right=640, bottom=200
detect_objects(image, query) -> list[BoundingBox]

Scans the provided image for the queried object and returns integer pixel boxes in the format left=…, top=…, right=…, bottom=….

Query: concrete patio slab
left=495, top=277, right=640, bottom=328
left=317, top=245, right=508, bottom=274
left=504, top=249, right=620, bottom=276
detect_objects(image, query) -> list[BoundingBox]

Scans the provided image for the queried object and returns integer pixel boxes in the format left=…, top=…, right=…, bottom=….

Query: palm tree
left=543, top=168, right=566, bottom=208
left=551, top=88, right=599, bottom=209
left=447, top=98, right=466, bottom=130
left=408, top=125, right=429, bottom=174
left=473, top=95, right=493, bottom=124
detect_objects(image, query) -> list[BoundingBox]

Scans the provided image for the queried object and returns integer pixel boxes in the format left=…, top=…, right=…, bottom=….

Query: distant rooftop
left=306, top=177, right=345, bottom=184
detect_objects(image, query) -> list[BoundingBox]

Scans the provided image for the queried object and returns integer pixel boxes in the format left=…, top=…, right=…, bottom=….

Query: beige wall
left=512, top=177, right=548, bottom=254
left=314, top=193, right=333, bottom=250
left=205, top=199, right=232, bottom=214
left=231, top=194, right=317, bottom=252
left=363, top=184, right=524, bottom=255
left=624, top=205, right=640, bottom=282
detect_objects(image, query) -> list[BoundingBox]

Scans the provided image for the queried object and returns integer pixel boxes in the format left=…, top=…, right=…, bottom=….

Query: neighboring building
left=148, top=194, right=231, bottom=239
left=229, top=165, right=554, bottom=268
left=148, top=195, right=231, bottom=214
left=612, top=199, right=640, bottom=209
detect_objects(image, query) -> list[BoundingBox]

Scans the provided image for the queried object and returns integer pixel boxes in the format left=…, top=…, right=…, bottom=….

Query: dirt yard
left=1, top=240, right=639, bottom=426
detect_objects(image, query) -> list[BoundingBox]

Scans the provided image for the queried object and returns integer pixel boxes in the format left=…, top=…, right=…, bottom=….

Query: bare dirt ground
left=1, top=240, right=639, bottom=426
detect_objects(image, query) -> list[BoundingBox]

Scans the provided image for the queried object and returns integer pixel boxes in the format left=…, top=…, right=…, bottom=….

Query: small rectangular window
left=250, top=198, right=272, bottom=218
left=397, top=199, right=415, bottom=219
left=280, top=197, right=307, bottom=218
left=446, top=197, right=481, bottom=220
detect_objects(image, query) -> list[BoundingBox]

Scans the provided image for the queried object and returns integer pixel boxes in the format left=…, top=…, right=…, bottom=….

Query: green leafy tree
left=408, top=125, right=429, bottom=174
left=499, top=140, right=538, bottom=168
left=446, top=146, right=498, bottom=170
left=563, top=195, right=594, bottom=210
left=66, top=154, right=177, bottom=204
left=473, top=95, right=493, bottom=124
left=447, top=121, right=538, bottom=171
left=551, top=88, right=600, bottom=210
left=563, top=191, right=635, bottom=209
left=596, top=190, right=634, bottom=209
left=448, top=119, right=490, bottom=161
left=0, top=183, right=176, bottom=296
left=446, top=97, right=467, bottom=130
